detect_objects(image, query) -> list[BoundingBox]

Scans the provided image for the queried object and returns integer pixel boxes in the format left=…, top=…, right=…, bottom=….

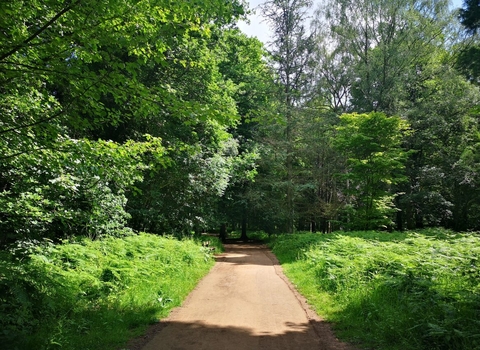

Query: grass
left=0, top=233, right=220, bottom=350
left=269, top=229, right=480, bottom=350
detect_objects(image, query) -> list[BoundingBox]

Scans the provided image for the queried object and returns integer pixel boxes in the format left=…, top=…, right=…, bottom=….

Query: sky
left=237, top=0, right=466, bottom=44
left=237, top=0, right=271, bottom=44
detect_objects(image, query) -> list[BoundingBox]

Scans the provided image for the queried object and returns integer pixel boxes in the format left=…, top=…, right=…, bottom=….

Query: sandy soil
left=125, top=242, right=358, bottom=350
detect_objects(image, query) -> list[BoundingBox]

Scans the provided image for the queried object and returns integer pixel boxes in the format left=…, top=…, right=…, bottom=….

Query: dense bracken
left=0, top=233, right=220, bottom=350
left=269, top=229, right=480, bottom=350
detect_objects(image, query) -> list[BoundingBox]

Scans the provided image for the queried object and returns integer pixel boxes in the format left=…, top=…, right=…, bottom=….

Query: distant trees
left=303, top=0, right=480, bottom=232
left=244, top=0, right=480, bottom=233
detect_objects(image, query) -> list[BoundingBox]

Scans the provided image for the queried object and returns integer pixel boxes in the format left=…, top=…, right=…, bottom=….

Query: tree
left=315, top=0, right=451, bottom=114
left=214, top=29, right=274, bottom=241
left=455, top=44, right=480, bottom=84
left=0, top=0, right=246, bottom=154
left=0, top=0, right=248, bottom=243
left=400, top=63, right=480, bottom=230
left=120, top=28, right=275, bottom=237
left=334, top=112, right=410, bottom=230
left=459, top=0, right=480, bottom=34
left=0, top=136, right=163, bottom=244
left=259, top=0, right=315, bottom=233
left=293, top=108, right=345, bottom=233
left=456, top=0, right=480, bottom=85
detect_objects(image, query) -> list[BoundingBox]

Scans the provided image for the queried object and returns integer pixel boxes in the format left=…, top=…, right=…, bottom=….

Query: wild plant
left=0, top=233, right=216, bottom=349
left=270, top=229, right=480, bottom=350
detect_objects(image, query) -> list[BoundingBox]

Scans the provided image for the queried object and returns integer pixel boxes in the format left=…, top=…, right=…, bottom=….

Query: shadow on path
left=128, top=319, right=354, bottom=350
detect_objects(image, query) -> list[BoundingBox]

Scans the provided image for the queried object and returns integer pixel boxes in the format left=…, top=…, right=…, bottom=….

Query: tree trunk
left=396, top=209, right=403, bottom=231
left=219, top=223, right=227, bottom=243
left=415, top=212, right=424, bottom=228
left=241, top=213, right=248, bottom=242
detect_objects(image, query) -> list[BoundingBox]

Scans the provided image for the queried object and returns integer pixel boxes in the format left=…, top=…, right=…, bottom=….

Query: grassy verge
left=269, top=229, right=480, bottom=350
left=0, top=233, right=221, bottom=350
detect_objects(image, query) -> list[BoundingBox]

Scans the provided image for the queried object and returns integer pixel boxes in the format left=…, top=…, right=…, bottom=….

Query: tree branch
left=0, top=1, right=79, bottom=61
left=0, top=109, right=66, bottom=135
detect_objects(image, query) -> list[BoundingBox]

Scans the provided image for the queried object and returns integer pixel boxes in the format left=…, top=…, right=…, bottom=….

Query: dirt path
left=127, top=242, right=357, bottom=350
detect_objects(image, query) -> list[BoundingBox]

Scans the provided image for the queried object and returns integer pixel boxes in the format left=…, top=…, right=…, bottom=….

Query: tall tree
left=259, top=0, right=315, bottom=233
left=459, top=0, right=480, bottom=34
left=315, top=0, right=451, bottom=114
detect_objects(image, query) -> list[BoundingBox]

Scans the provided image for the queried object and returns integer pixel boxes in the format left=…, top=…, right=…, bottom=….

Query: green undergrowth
left=269, top=229, right=480, bottom=350
left=0, top=233, right=220, bottom=350
left=227, top=230, right=271, bottom=242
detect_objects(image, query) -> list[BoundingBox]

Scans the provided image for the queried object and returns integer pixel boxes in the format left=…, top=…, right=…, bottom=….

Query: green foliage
left=456, top=44, right=480, bottom=84
left=255, top=0, right=316, bottom=234
left=228, top=230, right=272, bottom=242
left=0, top=136, right=163, bottom=242
left=0, top=0, right=246, bottom=145
left=334, top=112, right=411, bottom=229
left=0, top=233, right=216, bottom=350
left=457, top=0, right=480, bottom=85
left=459, top=0, right=480, bottom=35
left=320, top=0, right=451, bottom=114
left=0, top=0, right=253, bottom=242
left=402, top=64, right=480, bottom=230
left=118, top=28, right=271, bottom=235
left=270, top=230, right=480, bottom=350
left=127, top=125, right=247, bottom=234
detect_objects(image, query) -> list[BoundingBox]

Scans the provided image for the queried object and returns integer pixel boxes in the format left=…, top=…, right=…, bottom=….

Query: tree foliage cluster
left=0, top=0, right=273, bottom=244
left=1, top=0, right=480, bottom=244
left=245, top=0, right=480, bottom=233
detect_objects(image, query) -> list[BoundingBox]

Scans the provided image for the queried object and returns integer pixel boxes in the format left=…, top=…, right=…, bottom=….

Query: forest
left=0, top=0, right=480, bottom=243
left=1, top=0, right=480, bottom=349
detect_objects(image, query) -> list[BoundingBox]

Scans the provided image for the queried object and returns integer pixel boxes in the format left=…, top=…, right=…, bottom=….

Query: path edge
left=263, top=247, right=359, bottom=350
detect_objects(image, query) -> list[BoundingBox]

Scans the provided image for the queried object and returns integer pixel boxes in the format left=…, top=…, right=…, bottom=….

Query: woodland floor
left=125, top=242, right=358, bottom=350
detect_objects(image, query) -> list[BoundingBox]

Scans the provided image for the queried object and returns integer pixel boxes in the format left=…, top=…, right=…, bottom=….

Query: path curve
left=126, top=243, right=357, bottom=350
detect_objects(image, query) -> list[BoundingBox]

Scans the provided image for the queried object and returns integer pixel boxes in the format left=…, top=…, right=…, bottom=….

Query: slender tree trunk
left=406, top=180, right=415, bottom=229
left=219, top=223, right=227, bottom=243
left=453, top=187, right=469, bottom=231
left=415, top=212, right=424, bottom=228
left=241, top=212, right=248, bottom=242
left=286, top=77, right=294, bottom=234
left=396, top=209, right=404, bottom=231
